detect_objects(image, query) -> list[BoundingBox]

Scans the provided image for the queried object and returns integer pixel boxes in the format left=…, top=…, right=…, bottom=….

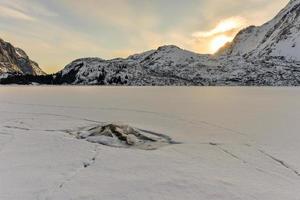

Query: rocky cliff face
left=0, top=38, right=45, bottom=76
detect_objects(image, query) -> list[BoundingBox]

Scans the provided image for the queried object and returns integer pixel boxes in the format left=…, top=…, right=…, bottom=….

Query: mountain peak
left=157, top=45, right=181, bottom=51
left=218, top=0, right=300, bottom=61
left=0, top=38, right=45, bottom=75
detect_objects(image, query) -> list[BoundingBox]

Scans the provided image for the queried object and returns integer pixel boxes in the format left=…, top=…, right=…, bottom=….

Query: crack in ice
left=209, top=143, right=248, bottom=164
left=258, top=149, right=300, bottom=177
left=58, top=145, right=100, bottom=189
left=4, top=126, right=30, bottom=131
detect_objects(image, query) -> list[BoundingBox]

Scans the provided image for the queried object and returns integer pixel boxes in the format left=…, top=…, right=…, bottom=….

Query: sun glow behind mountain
left=210, top=35, right=233, bottom=53
left=193, top=17, right=245, bottom=38
left=193, top=17, right=246, bottom=53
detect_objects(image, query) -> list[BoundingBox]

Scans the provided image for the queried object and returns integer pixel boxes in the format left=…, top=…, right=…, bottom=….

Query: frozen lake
left=1, top=86, right=300, bottom=200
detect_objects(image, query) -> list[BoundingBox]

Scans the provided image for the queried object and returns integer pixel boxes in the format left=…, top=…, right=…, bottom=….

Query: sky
left=0, top=0, right=290, bottom=73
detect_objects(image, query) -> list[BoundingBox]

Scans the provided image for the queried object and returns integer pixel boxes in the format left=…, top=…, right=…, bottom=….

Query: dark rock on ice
left=69, top=123, right=175, bottom=150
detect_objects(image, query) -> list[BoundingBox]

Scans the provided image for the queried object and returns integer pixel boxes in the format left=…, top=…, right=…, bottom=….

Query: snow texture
left=1, top=86, right=300, bottom=200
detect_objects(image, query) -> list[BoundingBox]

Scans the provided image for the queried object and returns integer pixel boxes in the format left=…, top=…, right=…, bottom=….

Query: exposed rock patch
left=0, top=38, right=45, bottom=75
left=69, top=123, right=176, bottom=150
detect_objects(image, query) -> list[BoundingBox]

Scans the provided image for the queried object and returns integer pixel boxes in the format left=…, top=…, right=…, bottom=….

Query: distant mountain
left=0, top=38, right=45, bottom=76
left=54, top=45, right=211, bottom=85
left=218, top=0, right=300, bottom=61
left=50, top=0, right=300, bottom=86
left=1, top=0, right=300, bottom=86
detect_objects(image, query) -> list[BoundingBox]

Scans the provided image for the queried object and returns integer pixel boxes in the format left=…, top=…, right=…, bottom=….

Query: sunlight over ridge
left=193, top=17, right=246, bottom=38
left=210, top=35, right=233, bottom=53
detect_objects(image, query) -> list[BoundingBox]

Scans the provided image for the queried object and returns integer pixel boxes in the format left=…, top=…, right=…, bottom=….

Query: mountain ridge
left=1, top=0, right=300, bottom=86
left=50, top=0, right=300, bottom=86
left=218, top=0, right=300, bottom=61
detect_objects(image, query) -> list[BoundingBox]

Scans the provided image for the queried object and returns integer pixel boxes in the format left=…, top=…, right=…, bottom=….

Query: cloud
left=0, top=5, right=36, bottom=21
left=190, top=16, right=247, bottom=53
left=192, top=16, right=246, bottom=38
left=61, top=0, right=158, bottom=31
left=0, top=0, right=58, bottom=22
left=0, top=18, right=108, bottom=74
left=28, top=2, right=58, bottom=17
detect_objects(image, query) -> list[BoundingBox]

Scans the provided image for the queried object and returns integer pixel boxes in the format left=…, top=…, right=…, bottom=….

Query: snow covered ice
left=1, top=86, right=300, bottom=200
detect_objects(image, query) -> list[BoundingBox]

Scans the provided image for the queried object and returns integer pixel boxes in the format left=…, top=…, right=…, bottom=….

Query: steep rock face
left=218, top=0, right=300, bottom=61
left=0, top=38, right=45, bottom=75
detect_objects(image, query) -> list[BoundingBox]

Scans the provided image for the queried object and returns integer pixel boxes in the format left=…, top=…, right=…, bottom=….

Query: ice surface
left=0, top=86, right=300, bottom=200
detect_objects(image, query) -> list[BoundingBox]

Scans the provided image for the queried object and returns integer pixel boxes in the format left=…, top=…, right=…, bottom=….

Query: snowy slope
left=0, top=38, right=45, bottom=76
left=218, top=0, right=300, bottom=61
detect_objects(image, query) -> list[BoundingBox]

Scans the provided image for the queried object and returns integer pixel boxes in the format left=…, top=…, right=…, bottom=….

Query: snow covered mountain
left=218, top=0, right=300, bottom=61
left=49, top=0, right=300, bottom=86
left=55, top=45, right=212, bottom=85
left=0, top=38, right=45, bottom=76
left=1, top=0, right=300, bottom=86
